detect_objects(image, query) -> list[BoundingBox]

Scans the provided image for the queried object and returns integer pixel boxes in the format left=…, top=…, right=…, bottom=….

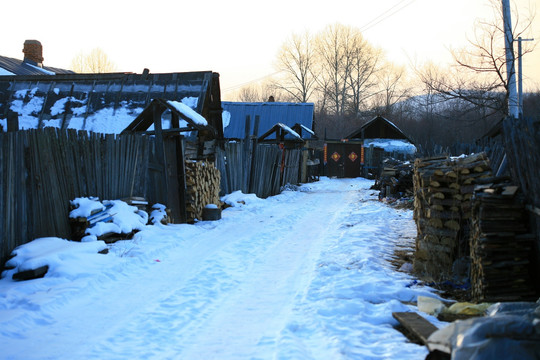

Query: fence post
left=7, top=111, right=18, bottom=132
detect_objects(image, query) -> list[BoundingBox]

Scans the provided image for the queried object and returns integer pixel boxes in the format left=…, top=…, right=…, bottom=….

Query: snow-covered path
left=0, top=178, right=439, bottom=359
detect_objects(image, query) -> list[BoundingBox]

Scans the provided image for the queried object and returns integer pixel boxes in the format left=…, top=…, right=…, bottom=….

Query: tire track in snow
left=273, top=187, right=430, bottom=360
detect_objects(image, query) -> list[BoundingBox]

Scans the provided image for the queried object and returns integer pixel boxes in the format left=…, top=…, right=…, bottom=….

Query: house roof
left=0, top=71, right=223, bottom=136
left=346, top=116, right=414, bottom=144
left=0, top=55, right=74, bottom=76
left=221, top=101, right=314, bottom=139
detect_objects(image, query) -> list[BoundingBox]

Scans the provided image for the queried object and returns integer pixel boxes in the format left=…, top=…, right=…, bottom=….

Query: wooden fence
left=503, top=116, right=540, bottom=290
left=215, top=140, right=304, bottom=198
left=1, top=131, right=307, bottom=268
left=0, top=128, right=151, bottom=267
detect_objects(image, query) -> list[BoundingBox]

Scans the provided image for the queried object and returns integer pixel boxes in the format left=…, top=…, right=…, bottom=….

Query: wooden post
left=248, top=115, right=260, bottom=192
left=7, top=111, right=19, bottom=132
left=301, top=145, right=308, bottom=183
left=243, top=115, right=251, bottom=192
left=176, top=136, right=187, bottom=223
left=152, top=103, right=169, bottom=210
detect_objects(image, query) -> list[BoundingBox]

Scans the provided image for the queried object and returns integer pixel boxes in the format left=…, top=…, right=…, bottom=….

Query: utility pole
left=502, top=0, right=519, bottom=119
left=496, top=0, right=517, bottom=176
left=517, top=37, right=534, bottom=116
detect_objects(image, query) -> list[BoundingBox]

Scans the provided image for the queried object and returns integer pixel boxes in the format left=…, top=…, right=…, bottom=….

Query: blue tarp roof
left=222, top=101, right=314, bottom=139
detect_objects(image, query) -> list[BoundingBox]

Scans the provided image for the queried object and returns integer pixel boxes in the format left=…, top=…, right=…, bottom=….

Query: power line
left=359, top=0, right=417, bottom=33
left=223, top=71, right=284, bottom=92
left=224, top=1, right=417, bottom=93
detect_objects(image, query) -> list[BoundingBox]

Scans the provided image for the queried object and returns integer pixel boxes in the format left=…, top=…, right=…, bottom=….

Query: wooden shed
left=325, top=116, right=415, bottom=178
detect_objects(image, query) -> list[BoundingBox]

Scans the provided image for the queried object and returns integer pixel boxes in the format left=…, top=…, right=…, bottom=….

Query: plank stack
left=413, top=153, right=492, bottom=280
left=470, top=178, right=536, bottom=302
left=373, top=158, right=414, bottom=201
left=185, top=160, right=221, bottom=222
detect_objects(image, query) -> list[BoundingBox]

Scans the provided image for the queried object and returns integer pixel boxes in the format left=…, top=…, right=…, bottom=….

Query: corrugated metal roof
left=222, top=101, right=314, bottom=139
left=0, top=55, right=74, bottom=76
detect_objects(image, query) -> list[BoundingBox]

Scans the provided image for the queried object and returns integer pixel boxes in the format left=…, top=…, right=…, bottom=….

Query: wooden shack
left=325, top=116, right=415, bottom=178
left=0, top=71, right=224, bottom=267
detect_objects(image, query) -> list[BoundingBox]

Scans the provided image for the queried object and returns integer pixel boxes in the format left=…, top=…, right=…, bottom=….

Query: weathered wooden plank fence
left=502, top=116, right=540, bottom=290
left=1, top=129, right=307, bottom=268
left=216, top=140, right=304, bottom=199
left=0, top=128, right=151, bottom=267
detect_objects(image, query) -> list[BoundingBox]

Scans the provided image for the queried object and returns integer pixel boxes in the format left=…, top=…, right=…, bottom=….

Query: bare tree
left=70, top=48, right=118, bottom=73
left=371, top=63, right=410, bottom=117
left=274, top=32, right=317, bottom=103
left=315, top=24, right=381, bottom=119
left=346, top=34, right=381, bottom=117
left=233, top=85, right=262, bottom=102
left=315, top=23, right=351, bottom=118
left=418, top=0, right=535, bottom=117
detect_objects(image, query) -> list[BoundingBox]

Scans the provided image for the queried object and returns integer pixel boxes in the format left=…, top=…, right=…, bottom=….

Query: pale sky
left=2, top=0, right=539, bottom=98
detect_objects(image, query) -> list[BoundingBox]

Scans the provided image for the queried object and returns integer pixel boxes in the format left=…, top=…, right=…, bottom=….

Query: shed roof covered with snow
left=222, top=101, right=314, bottom=140
left=0, top=71, right=223, bottom=136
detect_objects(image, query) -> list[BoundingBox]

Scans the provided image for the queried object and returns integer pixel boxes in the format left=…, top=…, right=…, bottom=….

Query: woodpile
left=69, top=202, right=116, bottom=241
left=470, top=178, right=536, bottom=302
left=373, top=158, right=414, bottom=202
left=413, top=153, right=492, bottom=280
left=69, top=197, right=149, bottom=243
left=185, top=160, right=221, bottom=222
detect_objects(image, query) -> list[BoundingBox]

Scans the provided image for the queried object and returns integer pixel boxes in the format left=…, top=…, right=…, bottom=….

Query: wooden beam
left=142, top=127, right=193, bottom=136
left=13, top=265, right=49, bottom=281
left=392, top=312, right=438, bottom=345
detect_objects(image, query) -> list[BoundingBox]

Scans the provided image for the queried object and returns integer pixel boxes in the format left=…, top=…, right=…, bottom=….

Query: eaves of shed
left=346, top=115, right=414, bottom=144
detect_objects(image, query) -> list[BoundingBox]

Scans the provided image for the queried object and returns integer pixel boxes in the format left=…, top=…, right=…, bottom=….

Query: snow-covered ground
left=0, top=177, right=444, bottom=359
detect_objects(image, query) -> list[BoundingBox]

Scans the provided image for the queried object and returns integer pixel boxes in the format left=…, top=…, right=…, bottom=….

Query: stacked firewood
left=413, top=153, right=492, bottom=280
left=413, top=156, right=460, bottom=279
left=470, top=178, right=536, bottom=302
left=373, top=158, right=414, bottom=200
left=185, top=160, right=221, bottom=222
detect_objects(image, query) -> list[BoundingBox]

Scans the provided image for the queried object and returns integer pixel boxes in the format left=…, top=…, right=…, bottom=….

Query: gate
left=325, top=142, right=363, bottom=178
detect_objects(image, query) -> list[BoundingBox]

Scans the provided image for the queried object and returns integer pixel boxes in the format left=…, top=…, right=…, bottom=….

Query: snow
left=167, top=100, right=208, bottom=126
left=50, top=97, right=86, bottom=116
left=69, top=197, right=105, bottom=218
left=364, top=138, right=417, bottom=155
left=0, top=178, right=442, bottom=359
left=4, top=237, right=108, bottom=278
left=26, top=64, right=56, bottom=75
left=277, top=122, right=302, bottom=139
left=0, top=67, right=15, bottom=76
left=180, top=97, right=198, bottom=109
left=300, top=123, right=315, bottom=136
left=69, top=198, right=148, bottom=238
left=222, top=110, right=231, bottom=129
left=1, top=88, right=202, bottom=135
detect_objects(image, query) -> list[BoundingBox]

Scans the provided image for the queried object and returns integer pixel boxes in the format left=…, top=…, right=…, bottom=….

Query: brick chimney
left=22, top=40, right=44, bottom=66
